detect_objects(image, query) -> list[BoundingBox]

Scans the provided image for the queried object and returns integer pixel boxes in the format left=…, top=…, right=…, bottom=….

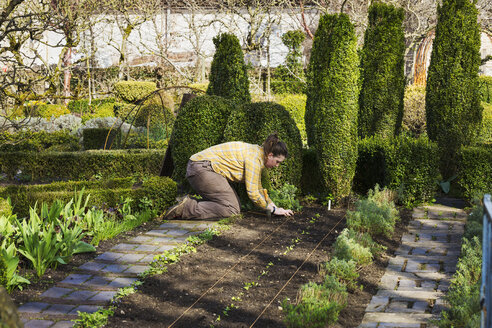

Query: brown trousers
left=181, top=160, right=241, bottom=219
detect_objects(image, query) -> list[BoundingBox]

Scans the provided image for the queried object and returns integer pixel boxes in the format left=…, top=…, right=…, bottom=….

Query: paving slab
left=13, top=219, right=221, bottom=324
left=359, top=203, right=465, bottom=327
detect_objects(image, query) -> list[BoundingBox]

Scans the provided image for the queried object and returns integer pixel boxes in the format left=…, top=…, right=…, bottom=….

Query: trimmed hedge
left=425, top=0, right=482, bottom=179
left=480, top=75, right=492, bottom=104
left=0, top=149, right=166, bottom=182
left=35, top=104, right=71, bottom=119
left=354, top=135, right=439, bottom=206
left=206, top=33, right=251, bottom=103
left=0, top=130, right=80, bottom=152
left=300, top=148, right=324, bottom=196
left=68, top=98, right=116, bottom=114
left=479, top=102, right=492, bottom=144
left=113, top=81, right=157, bottom=103
left=458, top=145, right=492, bottom=199
left=170, top=95, right=236, bottom=184
left=83, top=128, right=121, bottom=150
left=305, top=13, right=360, bottom=199
left=275, top=94, right=307, bottom=145
left=358, top=2, right=405, bottom=139
left=1, top=176, right=176, bottom=218
left=222, top=101, right=303, bottom=189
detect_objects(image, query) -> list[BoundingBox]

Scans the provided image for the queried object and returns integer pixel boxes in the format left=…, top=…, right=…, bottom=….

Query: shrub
left=333, top=228, right=373, bottom=266
left=402, top=84, right=426, bottom=137
left=80, top=102, right=116, bottom=122
left=83, top=128, right=121, bottom=150
left=480, top=75, right=492, bottom=103
left=68, top=98, right=116, bottom=115
left=321, top=258, right=359, bottom=291
left=35, top=104, right=71, bottom=119
left=354, top=135, right=439, bottom=206
left=170, top=95, right=236, bottom=184
left=272, top=30, right=306, bottom=94
left=0, top=149, right=165, bottom=182
left=479, top=102, right=492, bottom=144
left=426, top=0, right=482, bottom=179
left=305, top=13, right=359, bottom=200
left=300, top=148, right=324, bottom=196
left=0, top=130, right=80, bottom=152
left=282, top=277, right=347, bottom=328
left=0, top=198, right=12, bottom=217
left=137, top=176, right=177, bottom=215
left=206, top=33, right=251, bottom=103
left=346, top=185, right=398, bottom=238
left=120, top=91, right=175, bottom=129
left=438, top=236, right=482, bottom=328
left=223, top=102, right=303, bottom=189
left=269, top=183, right=302, bottom=211
left=275, top=94, right=307, bottom=145
left=358, top=2, right=405, bottom=139
left=458, top=145, right=492, bottom=199
left=113, top=81, right=157, bottom=103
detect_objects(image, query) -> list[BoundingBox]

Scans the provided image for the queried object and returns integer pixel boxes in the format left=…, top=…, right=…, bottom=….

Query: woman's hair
left=263, top=133, right=288, bottom=158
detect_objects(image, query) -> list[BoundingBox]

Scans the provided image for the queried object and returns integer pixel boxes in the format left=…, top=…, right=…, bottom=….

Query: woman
left=164, top=133, right=294, bottom=219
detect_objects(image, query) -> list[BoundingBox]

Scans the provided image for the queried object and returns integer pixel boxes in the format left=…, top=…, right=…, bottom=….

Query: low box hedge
left=0, top=149, right=166, bottom=182
left=83, top=128, right=122, bottom=150
left=2, top=176, right=176, bottom=218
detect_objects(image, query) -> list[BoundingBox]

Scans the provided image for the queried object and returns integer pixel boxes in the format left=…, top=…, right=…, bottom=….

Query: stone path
left=17, top=220, right=217, bottom=328
left=359, top=203, right=467, bottom=328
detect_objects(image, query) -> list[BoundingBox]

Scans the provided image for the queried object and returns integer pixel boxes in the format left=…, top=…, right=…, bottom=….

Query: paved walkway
left=17, top=220, right=217, bottom=328
left=359, top=203, right=467, bottom=328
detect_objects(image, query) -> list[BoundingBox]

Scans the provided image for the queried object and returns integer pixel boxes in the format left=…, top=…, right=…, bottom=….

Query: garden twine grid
left=167, top=212, right=345, bottom=328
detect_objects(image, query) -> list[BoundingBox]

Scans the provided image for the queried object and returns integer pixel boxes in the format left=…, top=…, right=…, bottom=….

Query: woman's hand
left=275, top=207, right=293, bottom=216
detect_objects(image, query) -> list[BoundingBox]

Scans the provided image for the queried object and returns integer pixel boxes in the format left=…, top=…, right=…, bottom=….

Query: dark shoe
left=163, top=196, right=190, bottom=219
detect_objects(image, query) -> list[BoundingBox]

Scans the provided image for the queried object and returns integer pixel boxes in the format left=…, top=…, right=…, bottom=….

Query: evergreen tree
left=274, top=30, right=306, bottom=94
left=305, top=13, right=360, bottom=199
left=206, top=33, right=251, bottom=103
left=426, top=0, right=482, bottom=179
left=358, top=2, right=405, bottom=139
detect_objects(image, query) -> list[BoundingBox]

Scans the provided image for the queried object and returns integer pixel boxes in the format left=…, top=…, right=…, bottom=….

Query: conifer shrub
left=304, top=13, right=359, bottom=199
left=358, top=2, right=405, bottom=139
left=170, top=95, right=236, bottom=184
left=113, top=81, right=157, bottom=103
left=206, top=33, right=251, bottom=103
left=300, top=148, right=324, bottom=196
left=222, top=102, right=303, bottom=189
left=426, top=0, right=483, bottom=179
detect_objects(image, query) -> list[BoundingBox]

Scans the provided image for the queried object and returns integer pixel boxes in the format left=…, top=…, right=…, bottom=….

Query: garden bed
left=103, top=204, right=411, bottom=328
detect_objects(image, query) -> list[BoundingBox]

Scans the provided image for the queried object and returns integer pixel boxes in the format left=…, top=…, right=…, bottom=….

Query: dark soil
left=103, top=204, right=411, bottom=328
left=10, top=219, right=166, bottom=307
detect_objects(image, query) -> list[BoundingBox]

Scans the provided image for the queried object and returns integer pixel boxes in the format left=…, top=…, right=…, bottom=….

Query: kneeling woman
left=164, top=133, right=294, bottom=219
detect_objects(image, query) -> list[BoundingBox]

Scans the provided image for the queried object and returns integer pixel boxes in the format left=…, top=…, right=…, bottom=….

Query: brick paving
left=17, top=220, right=218, bottom=328
left=359, top=203, right=467, bottom=328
